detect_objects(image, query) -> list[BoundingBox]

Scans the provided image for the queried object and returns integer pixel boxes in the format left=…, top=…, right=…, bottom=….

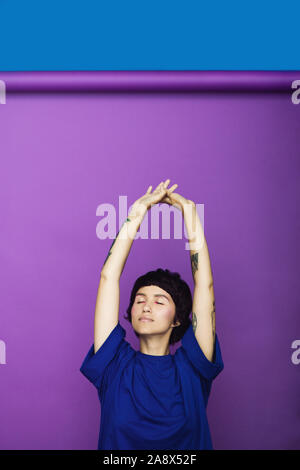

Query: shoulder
left=80, top=322, right=135, bottom=388
left=175, top=324, right=224, bottom=381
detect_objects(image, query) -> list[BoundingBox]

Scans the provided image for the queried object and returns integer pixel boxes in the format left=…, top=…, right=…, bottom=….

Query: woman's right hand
left=129, top=179, right=178, bottom=218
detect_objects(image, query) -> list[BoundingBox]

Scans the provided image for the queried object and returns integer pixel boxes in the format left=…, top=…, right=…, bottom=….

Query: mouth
left=139, top=317, right=154, bottom=322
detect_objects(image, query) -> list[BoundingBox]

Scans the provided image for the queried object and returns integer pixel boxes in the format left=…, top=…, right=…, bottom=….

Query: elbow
left=100, top=271, right=108, bottom=281
left=194, top=279, right=214, bottom=289
left=100, top=270, right=120, bottom=282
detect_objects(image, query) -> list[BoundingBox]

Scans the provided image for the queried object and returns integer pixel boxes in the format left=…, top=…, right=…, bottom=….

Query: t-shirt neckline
left=136, top=350, right=172, bottom=360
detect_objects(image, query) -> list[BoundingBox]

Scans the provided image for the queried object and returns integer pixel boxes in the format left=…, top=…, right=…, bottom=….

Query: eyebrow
left=135, top=293, right=169, bottom=301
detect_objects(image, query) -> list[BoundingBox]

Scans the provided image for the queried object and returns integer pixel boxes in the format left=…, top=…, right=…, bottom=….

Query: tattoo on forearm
left=192, top=312, right=197, bottom=333
left=102, top=218, right=131, bottom=270
left=211, top=300, right=215, bottom=340
left=190, top=253, right=198, bottom=278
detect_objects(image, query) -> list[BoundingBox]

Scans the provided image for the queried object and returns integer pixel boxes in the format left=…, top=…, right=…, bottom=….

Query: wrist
left=182, top=200, right=196, bottom=218
left=128, top=202, right=148, bottom=220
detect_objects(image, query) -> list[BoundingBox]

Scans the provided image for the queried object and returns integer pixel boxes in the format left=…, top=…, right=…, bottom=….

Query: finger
left=168, top=191, right=182, bottom=200
left=167, top=184, right=178, bottom=194
left=163, top=179, right=171, bottom=188
left=154, top=181, right=164, bottom=191
left=146, top=185, right=152, bottom=194
left=158, top=182, right=167, bottom=193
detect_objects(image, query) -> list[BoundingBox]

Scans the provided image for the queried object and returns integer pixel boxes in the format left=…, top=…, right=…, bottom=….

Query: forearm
left=183, top=203, right=214, bottom=287
left=101, top=205, right=146, bottom=280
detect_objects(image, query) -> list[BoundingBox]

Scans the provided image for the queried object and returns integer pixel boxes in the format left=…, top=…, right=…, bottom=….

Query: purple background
left=0, top=72, right=299, bottom=450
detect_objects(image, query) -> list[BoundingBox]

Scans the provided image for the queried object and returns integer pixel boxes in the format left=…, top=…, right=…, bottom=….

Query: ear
left=171, top=320, right=180, bottom=328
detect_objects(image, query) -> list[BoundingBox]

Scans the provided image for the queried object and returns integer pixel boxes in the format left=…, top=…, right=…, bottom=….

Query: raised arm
left=162, top=191, right=215, bottom=362
left=94, top=180, right=177, bottom=353
left=184, top=201, right=215, bottom=362
left=94, top=214, right=143, bottom=354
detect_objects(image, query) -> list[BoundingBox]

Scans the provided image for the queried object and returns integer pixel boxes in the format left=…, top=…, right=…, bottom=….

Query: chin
left=133, top=321, right=155, bottom=333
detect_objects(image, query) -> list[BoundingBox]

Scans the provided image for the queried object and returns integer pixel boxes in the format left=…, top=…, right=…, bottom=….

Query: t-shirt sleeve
left=79, top=322, right=127, bottom=391
left=181, top=323, right=224, bottom=381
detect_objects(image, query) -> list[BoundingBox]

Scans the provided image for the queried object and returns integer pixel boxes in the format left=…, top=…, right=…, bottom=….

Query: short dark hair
left=124, top=268, right=192, bottom=345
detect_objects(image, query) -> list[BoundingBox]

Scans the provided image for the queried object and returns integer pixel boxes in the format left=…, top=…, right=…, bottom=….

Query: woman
left=80, top=179, right=224, bottom=450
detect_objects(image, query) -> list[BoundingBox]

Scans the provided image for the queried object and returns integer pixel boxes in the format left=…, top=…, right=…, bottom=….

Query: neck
left=139, top=336, right=170, bottom=356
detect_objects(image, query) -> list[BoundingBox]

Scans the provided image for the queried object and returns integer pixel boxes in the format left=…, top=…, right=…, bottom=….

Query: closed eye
left=137, top=301, right=164, bottom=305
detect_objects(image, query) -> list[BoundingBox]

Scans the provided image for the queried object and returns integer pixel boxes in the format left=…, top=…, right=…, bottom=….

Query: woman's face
left=131, top=285, right=179, bottom=337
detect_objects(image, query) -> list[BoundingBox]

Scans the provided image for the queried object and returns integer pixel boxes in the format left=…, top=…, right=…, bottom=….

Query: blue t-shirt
left=80, top=322, right=224, bottom=450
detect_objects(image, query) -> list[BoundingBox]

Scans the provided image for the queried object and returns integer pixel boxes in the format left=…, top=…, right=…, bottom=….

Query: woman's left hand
left=162, top=189, right=195, bottom=213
